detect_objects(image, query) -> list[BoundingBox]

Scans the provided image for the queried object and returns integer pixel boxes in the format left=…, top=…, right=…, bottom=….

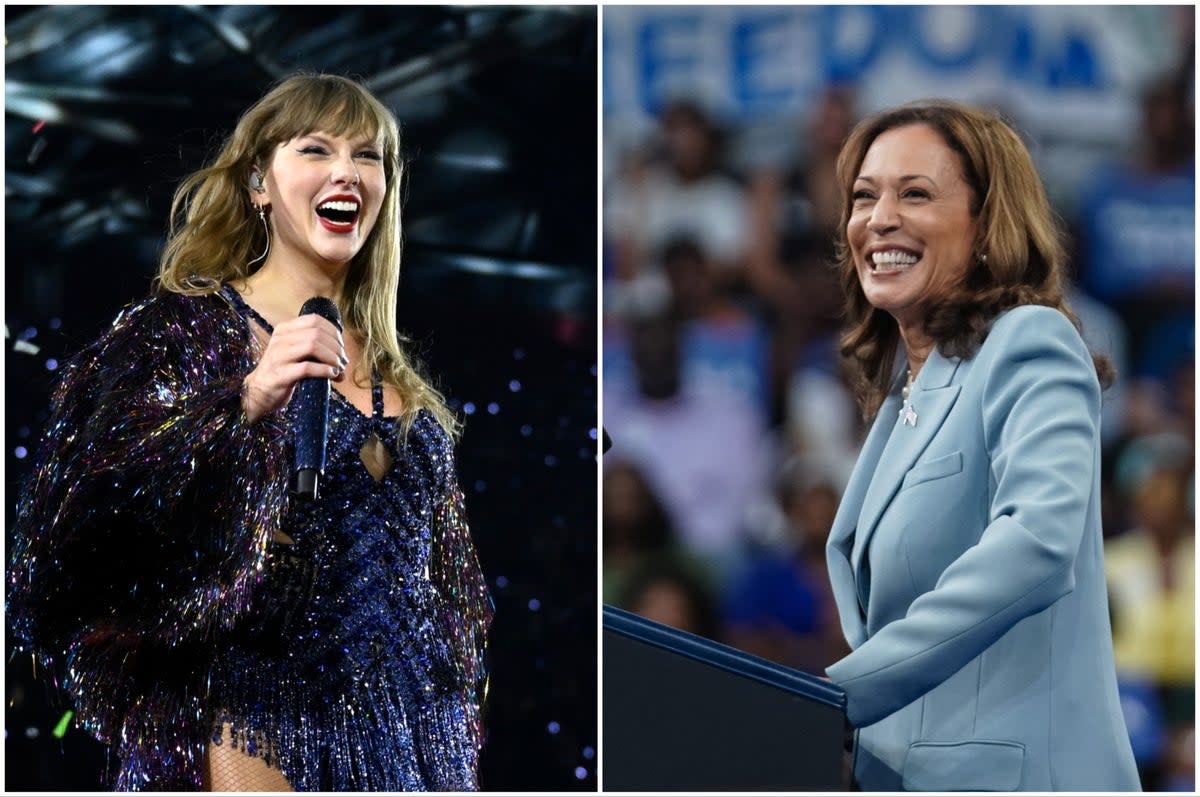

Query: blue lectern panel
left=604, top=605, right=847, bottom=791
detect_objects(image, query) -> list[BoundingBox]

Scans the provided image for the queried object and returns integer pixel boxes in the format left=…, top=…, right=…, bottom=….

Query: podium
left=603, top=605, right=848, bottom=791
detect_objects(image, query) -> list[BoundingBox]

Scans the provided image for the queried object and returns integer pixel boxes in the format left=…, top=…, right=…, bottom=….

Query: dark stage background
left=4, top=6, right=598, bottom=791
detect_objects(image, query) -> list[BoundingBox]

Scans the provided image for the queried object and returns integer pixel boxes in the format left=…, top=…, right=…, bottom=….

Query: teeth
left=318, top=200, right=358, bottom=212
left=871, top=250, right=919, bottom=271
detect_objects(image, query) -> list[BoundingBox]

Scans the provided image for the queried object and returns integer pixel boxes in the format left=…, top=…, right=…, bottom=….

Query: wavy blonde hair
left=157, top=73, right=458, bottom=438
left=832, top=100, right=1111, bottom=419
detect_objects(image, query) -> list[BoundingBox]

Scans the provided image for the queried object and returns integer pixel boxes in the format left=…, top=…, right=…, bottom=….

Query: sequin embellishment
left=8, top=286, right=492, bottom=791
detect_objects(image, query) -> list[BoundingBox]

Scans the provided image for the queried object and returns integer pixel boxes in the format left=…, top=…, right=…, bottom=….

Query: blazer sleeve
left=7, top=293, right=290, bottom=741
left=826, top=306, right=1101, bottom=727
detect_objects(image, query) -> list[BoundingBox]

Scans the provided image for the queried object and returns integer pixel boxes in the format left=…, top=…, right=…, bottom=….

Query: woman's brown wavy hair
left=833, top=100, right=1112, bottom=420
left=156, top=72, right=458, bottom=438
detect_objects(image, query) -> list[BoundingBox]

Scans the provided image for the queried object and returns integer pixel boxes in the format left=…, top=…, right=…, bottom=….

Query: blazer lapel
left=827, top=380, right=904, bottom=648
left=851, top=348, right=963, bottom=580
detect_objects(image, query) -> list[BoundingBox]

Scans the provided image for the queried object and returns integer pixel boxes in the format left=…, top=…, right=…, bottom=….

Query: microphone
left=292, top=296, right=342, bottom=500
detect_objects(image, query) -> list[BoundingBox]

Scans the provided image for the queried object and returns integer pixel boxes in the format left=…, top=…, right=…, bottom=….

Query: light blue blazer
left=825, top=305, right=1140, bottom=791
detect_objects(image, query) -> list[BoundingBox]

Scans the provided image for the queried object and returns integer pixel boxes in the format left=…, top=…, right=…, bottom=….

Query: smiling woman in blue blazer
left=823, top=102, right=1140, bottom=791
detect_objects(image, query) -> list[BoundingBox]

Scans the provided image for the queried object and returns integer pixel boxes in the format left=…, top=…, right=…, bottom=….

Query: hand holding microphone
left=241, top=301, right=348, bottom=425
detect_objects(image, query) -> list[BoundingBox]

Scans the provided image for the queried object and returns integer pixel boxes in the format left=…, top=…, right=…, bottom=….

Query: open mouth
left=869, top=249, right=920, bottom=274
left=315, top=199, right=360, bottom=231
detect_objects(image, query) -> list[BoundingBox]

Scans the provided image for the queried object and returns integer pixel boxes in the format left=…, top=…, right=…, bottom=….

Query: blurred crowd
left=601, top=44, right=1194, bottom=795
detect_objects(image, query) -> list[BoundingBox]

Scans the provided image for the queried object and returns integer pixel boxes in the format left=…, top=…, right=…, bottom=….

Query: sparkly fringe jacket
left=8, top=289, right=492, bottom=790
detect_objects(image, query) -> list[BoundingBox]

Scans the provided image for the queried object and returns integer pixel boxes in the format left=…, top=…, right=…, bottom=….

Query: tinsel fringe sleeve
left=430, top=471, right=494, bottom=757
left=7, top=293, right=289, bottom=753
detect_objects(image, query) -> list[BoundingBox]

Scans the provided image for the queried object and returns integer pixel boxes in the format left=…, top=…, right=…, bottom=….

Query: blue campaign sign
left=604, top=6, right=1159, bottom=127
left=1078, top=161, right=1195, bottom=301
left=603, top=318, right=771, bottom=417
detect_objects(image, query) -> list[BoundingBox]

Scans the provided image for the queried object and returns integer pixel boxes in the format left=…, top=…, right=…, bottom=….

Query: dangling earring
left=249, top=205, right=270, bottom=266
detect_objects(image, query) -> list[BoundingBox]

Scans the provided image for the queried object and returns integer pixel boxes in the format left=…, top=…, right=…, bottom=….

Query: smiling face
left=254, top=131, right=386, bottom=273
left=847, top=123, right=978, bottom=332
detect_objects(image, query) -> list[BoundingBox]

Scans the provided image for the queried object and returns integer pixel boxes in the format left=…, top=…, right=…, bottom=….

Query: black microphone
left=292, top=296, right=342, bottom=500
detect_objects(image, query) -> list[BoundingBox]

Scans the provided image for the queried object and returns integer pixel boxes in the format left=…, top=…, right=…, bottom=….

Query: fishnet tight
left=204, top=723, right=294, bottom=792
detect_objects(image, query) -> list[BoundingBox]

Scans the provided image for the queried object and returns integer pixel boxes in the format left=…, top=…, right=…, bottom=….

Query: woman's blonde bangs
left=257, top=77, right=398, bottom=168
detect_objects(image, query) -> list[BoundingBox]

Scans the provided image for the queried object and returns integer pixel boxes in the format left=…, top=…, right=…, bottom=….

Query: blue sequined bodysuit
left=210, top=287, right=480, bottom=790
left=7, top=286, right=490, bottom=791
